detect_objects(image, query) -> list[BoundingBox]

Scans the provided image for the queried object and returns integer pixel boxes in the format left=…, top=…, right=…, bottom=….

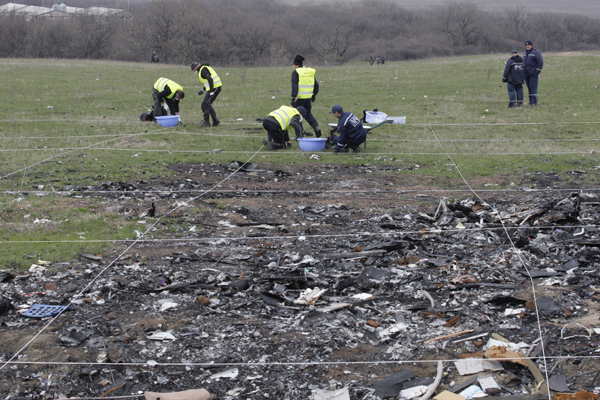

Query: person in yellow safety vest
left=191, top=61, right=222, bottom=127
left=291, top=54, right=322, bottom=138
left=262, top=105, right=307, bottom=151
left=153, top=77, right=185, bottom=119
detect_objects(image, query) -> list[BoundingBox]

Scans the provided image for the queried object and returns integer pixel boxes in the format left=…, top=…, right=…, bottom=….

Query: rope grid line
left=0, top=125, right=595, bottom=390
left=0, top=127, right=167, bottom=181
left=1, top=147, right=596, bottom=155
left=0, top=145, right=265, bottom=373
left=0, top=224, right=593, bottom=245
left=428, top=123, right=552, bottom=399
left=3, top=187, right=600, bottom=196
left=7, top=354, right=600, bottom=368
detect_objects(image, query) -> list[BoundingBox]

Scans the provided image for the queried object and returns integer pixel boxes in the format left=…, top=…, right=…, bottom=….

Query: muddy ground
left=1, top=161, right=600, bottom=399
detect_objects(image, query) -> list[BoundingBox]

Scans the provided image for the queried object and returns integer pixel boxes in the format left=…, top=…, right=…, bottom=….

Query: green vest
left=199, top=66, right=222, bottom=90
left=154, top=78, right=183, bottom=99
left=269, top=105, right=300, bottom=131
left=296, top=67, right=316, bottom=99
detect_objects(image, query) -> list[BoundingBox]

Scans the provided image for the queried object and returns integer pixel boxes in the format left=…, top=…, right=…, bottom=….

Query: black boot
left=200, top=120, right=211, bottom=127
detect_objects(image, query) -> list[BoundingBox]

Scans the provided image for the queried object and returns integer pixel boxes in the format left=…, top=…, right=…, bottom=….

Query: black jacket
left=502, top=55, right=525, bottom=85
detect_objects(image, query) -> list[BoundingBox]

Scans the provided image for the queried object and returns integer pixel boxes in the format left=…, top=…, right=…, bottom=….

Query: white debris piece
left=313, top=387, right=351, bottom=400
left=210, top=368, right=239, bottom=380
left=294, top=287, right=328, bottom=305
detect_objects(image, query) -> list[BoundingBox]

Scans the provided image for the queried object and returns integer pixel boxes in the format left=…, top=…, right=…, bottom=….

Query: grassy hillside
left=2, top=53, right=600, bottom=186
left=1, top=53, right=599, bottom=269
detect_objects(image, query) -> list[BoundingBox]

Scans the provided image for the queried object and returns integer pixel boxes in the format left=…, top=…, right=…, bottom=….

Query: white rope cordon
left=0, top=146, right=265, bottom=372
left=429, top=124, right=552, bottom=400
left=0, top=223, right=592, bottom=245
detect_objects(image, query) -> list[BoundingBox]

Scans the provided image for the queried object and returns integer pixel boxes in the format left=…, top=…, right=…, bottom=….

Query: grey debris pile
left=2, top=190, right=600, bottom=399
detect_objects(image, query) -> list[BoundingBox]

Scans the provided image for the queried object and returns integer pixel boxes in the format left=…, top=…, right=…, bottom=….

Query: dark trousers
left=293, top=98, right=318, bottom=129
left=201, top=87, right=221, bottom=123
left=525, top=75, right=539, bottom=105
left=152, top=89, right=178, bottom=117
left=507, top=83, right=523, bottom=107
left=332, top=132, right=367, bottom=149
left=262, top=119, right=288, bottom=149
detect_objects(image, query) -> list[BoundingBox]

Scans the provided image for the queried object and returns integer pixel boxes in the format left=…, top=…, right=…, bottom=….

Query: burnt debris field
left=2, top=163, right=600, bottom=399
left=2, top=56, right=600, bottom=399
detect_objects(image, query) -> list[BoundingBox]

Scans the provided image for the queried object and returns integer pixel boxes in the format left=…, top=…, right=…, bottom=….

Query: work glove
left=502, top=78, right=507, bottom=83
left=303, top=131, right=314, bottom=137
left=330, top=126, right=338, bottom=135
left=291, top=97, right=296, bottom=106
left=311, top=95, right=316, bottom=102
left=198, top=90, right=205, bottom=95
left=178, top=118, right=183, bottom=125
left=536, top=68, right=542, bottom=74
left=209, top=92, right=215, bottom=96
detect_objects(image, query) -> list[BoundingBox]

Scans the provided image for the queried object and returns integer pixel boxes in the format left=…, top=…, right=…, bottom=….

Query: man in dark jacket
left=502, top=50, right=525, bottom=108
left=291, top=54, right=321, bottom=137
left=523, top=40, right=543, bottom=106
left=329, top=105, right=367, bottom=154
left=191, top=61, right=222, bottom=127
left=262, top=105, right=307, bottom=151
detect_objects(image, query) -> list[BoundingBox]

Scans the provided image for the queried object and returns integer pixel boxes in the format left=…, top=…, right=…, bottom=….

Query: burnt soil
left=1, top=161, right=600, bottom=399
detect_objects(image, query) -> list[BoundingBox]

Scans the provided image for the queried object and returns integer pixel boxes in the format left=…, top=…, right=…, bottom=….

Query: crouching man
left=153, top=77, right=184, bottom=118
left=329, top=105, right=366, bottom=153
left=262, top=105, right=307, bottom=151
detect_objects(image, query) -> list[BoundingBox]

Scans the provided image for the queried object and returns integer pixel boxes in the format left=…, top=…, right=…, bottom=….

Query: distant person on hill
left=502, top=50, right=525, bottom=108
left=152, top=77, right=184, bottom=118
left=376, top=56, right=381, bottom=65
left=523, top=40, right=543, bottom=106
left=291, top=54, right=321, bottom=137
left=262, top=105, right=307, bottom=151
left=380, top=56, right=385, bottom=65
left=151, top=51, right=156, bottom=63
left=329, top=104, right=367, bottom=154
left=191, top=61, right=222, bottom=127
left=369, top=56, right=374, bottom=65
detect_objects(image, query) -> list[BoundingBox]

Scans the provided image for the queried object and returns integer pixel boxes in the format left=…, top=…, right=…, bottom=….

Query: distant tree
left=72, top=14, right=120, bottom=59
left=435, top=2, right=483, bottom=48
left=0, top=13, right=29, bottom=57
left=504, top=6, right=532, bottom=41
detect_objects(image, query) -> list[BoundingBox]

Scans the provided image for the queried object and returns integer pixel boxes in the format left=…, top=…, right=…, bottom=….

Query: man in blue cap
left=523, top=40, right=543, bottom=106
left=329, top=105, right=367, bottom=154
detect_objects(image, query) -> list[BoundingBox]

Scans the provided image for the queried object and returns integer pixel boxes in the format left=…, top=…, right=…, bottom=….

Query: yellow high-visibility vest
left=296, top=67, right=315, bottom=99
left=198, top=66, right=222, bottom=90
left=154, top=78, right=183, bottom=99
left=269, top=105, right=300, bottom=131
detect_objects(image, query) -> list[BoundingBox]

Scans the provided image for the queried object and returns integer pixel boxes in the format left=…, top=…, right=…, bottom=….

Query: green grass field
left=1, top=53, right=599, bottom=269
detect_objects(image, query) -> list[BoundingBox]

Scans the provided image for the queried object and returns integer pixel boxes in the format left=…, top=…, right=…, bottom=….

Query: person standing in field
left=152, top=77, right=184, bottom=118
left=502, top=50, right=525, bottom=108
left=523, top=40, right=543, bottom=106
left=262, top=105, right=307, bottom=151
left=291, top=54, right=322, bottom=137
left=191, top=61, right=222, bottom=127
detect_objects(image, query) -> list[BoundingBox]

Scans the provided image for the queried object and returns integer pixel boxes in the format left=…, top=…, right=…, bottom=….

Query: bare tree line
left=1, top=0, right=599, bottom=64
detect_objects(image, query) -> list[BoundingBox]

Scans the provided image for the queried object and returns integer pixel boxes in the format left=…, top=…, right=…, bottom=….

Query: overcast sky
left=287, top=0, right=600, bottom=19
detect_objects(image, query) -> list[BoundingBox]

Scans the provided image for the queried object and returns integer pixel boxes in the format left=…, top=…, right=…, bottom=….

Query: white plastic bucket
left=387, top=116, right=406, bottom=124
left=365, top=111, right=387, bottom=124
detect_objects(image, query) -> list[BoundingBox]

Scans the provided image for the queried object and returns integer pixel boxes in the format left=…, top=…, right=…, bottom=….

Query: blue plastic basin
left=155, top=115, right=179, bottom=127
left=298, top=138, right=327, bottom=152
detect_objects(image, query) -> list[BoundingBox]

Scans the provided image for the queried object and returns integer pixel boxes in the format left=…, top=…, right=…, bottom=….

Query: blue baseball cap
left=329, top=105, right=343, bottom=114
left=296, top=106, right=306, bottom=117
